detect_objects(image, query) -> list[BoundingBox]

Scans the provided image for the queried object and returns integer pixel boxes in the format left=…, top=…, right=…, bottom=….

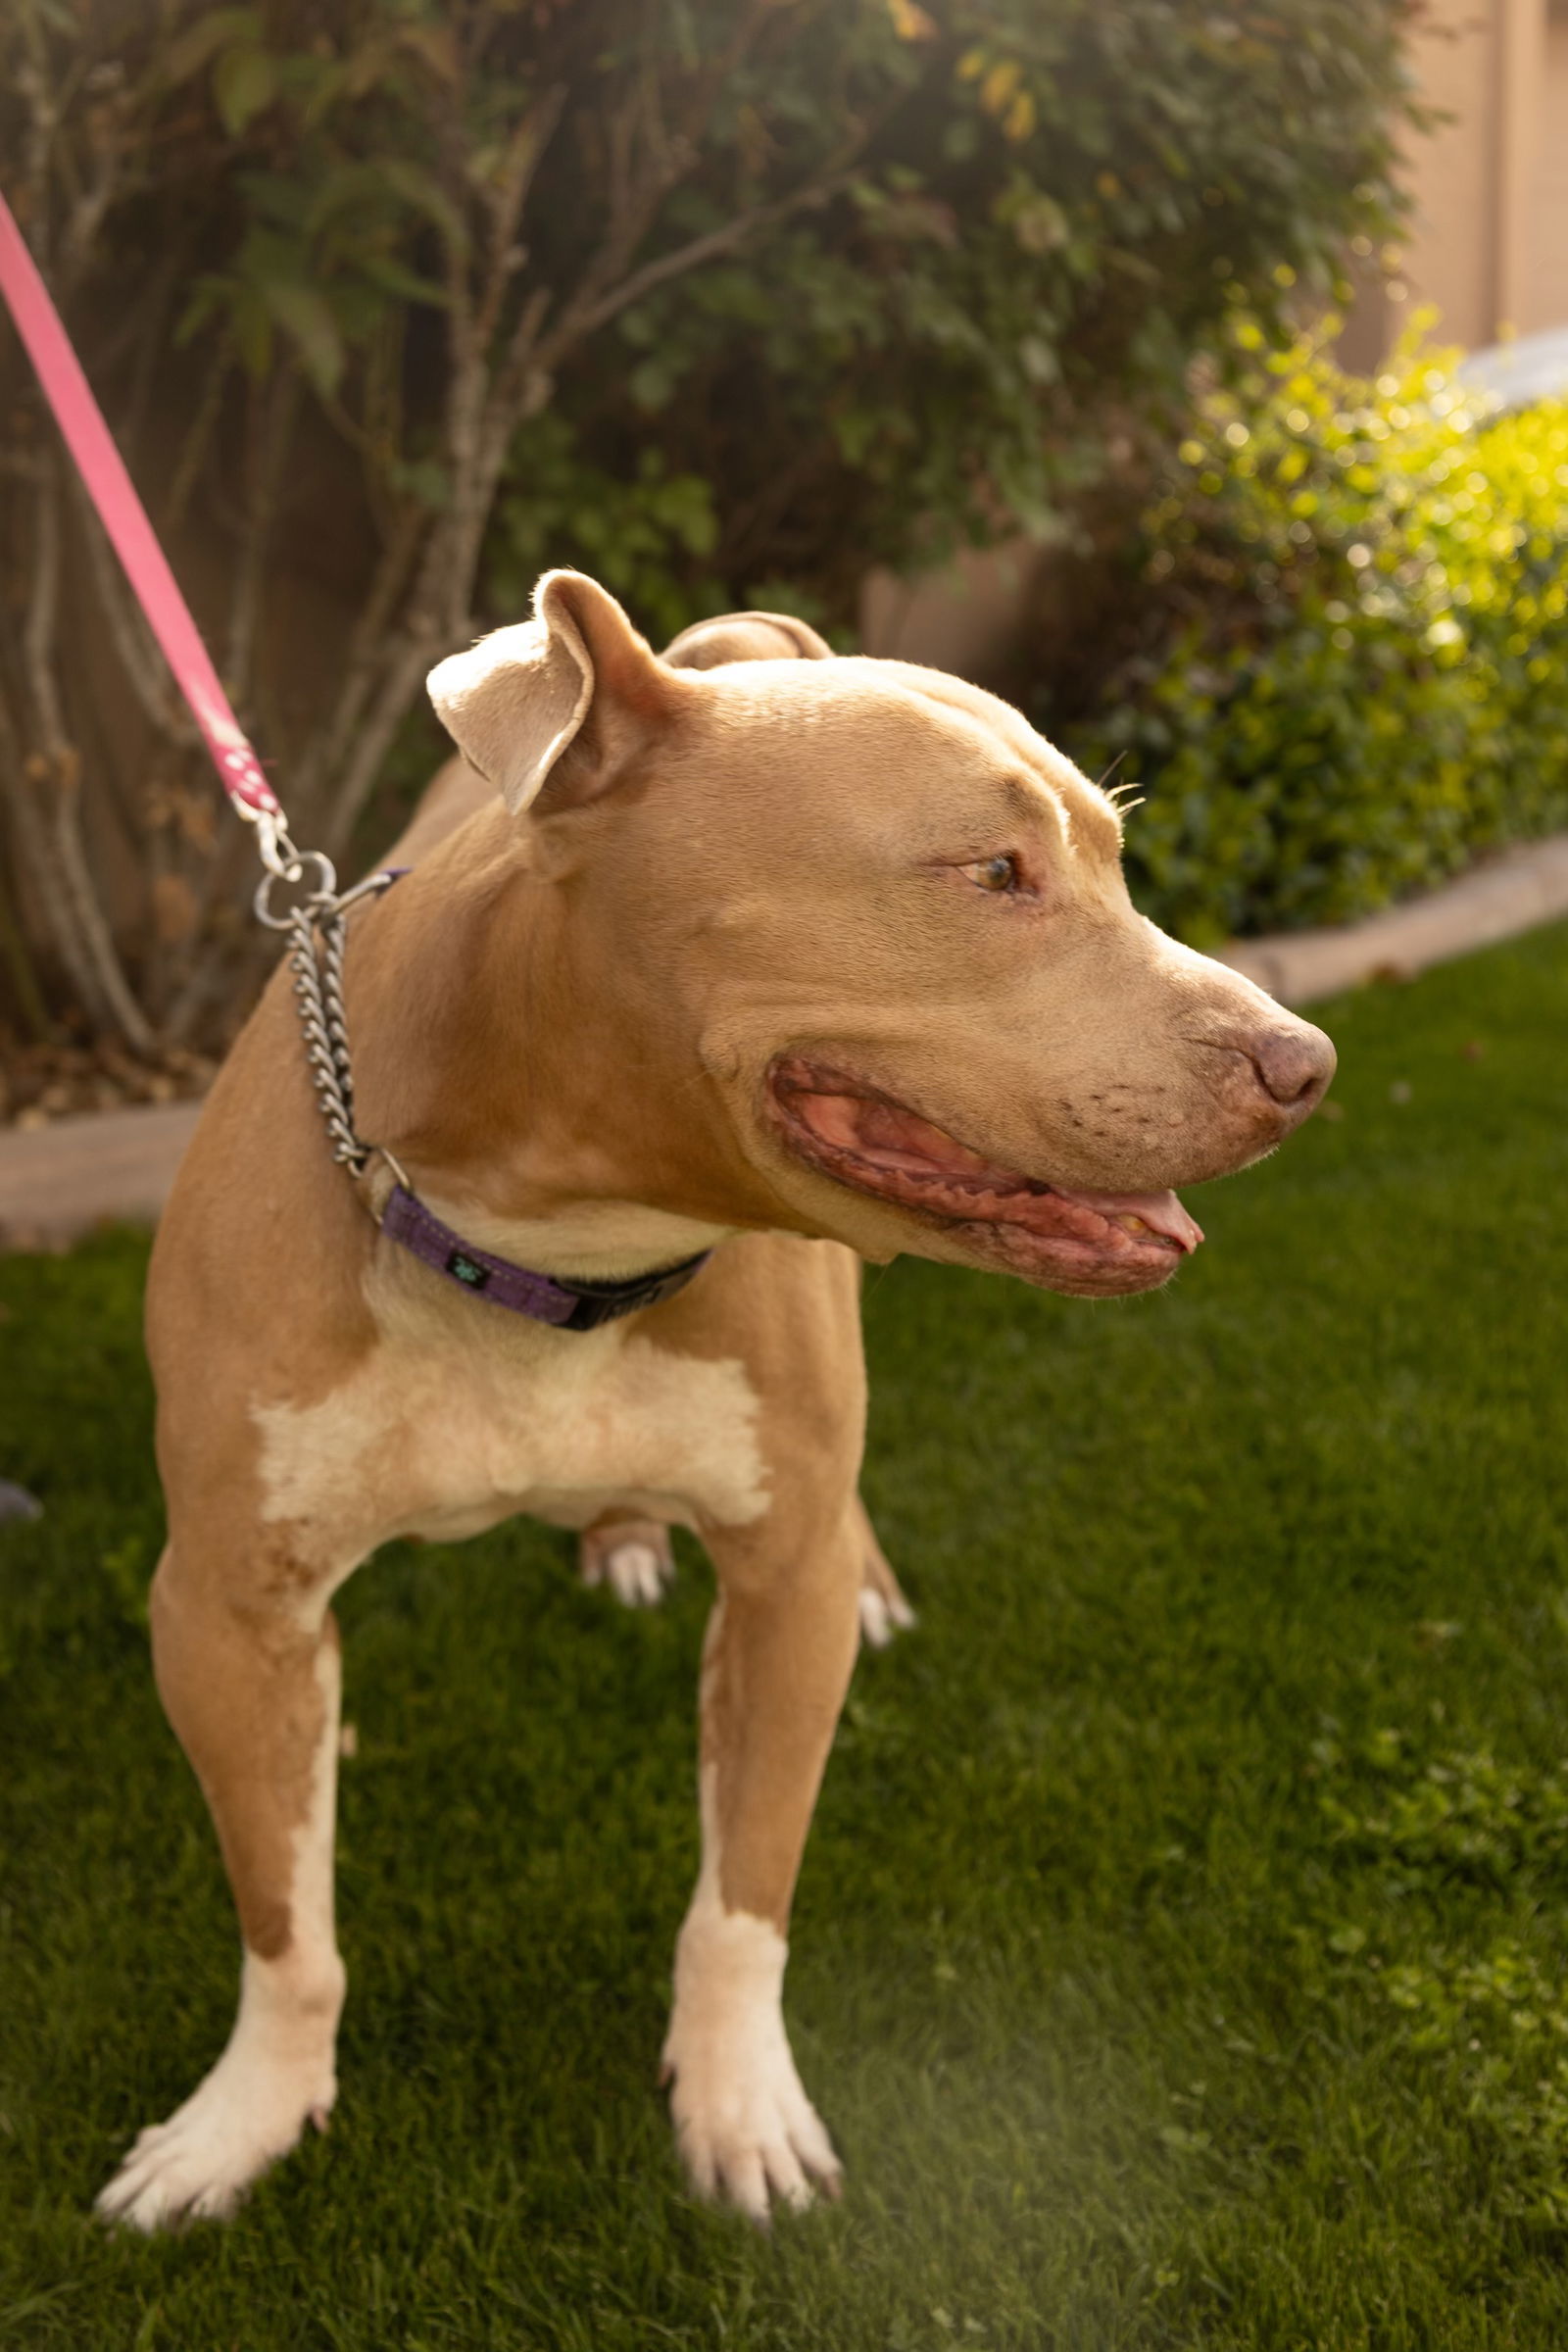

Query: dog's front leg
left=662, top=1500, right=862, bottom=2222
left=98, top=1542, right=346, bottom=2230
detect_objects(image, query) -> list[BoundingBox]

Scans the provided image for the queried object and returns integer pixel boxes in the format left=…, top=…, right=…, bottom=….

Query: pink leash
left=0, top=188, right=282, bottom=828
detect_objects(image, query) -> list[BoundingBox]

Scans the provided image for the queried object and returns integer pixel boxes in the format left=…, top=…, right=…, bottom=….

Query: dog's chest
left=252, top=1293, right=770, bottom=1563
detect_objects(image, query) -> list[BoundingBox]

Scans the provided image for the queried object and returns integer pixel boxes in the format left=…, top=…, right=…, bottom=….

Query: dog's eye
left=963, top=854, right=1021, bottom=895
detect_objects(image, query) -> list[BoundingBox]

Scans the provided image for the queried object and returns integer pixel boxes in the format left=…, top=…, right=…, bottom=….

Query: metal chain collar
left=253, top=839, right=398, bottom=1177
left=241, top=812, right=714, bottom=1331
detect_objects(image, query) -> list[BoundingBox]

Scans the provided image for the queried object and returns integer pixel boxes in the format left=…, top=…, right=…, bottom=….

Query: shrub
left=1066, top=325, right=1568, bottom=947
left=0, top=0, right=1417, bottom=1053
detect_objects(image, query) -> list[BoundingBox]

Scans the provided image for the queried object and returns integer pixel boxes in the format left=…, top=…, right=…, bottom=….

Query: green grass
left=4, top=924, right=1568, bottom=2351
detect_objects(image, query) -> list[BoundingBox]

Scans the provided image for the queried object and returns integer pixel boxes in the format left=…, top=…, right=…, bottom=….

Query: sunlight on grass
left=3, top=924, right=1568, bottom=2349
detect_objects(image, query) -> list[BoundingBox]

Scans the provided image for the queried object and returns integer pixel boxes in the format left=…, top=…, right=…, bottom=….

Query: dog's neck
left=343, top=807, right=784, bottom=1281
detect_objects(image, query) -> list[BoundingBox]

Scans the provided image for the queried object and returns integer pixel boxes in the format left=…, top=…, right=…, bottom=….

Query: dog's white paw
left=858, top=1583, right=916, bottom=1650
left=579, top=1520, right=676, bottom=1608
left=662, top=1905, right=841, bottom=2223
left=603, top=1540, right=672, bottom=1607
left=97, top=2021, right=336, bottom=2230
left=663, top=2013, right=841, bottom=2223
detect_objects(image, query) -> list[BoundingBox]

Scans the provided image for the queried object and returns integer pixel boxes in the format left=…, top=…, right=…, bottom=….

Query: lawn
left=3, top=924, right=1568, bottom=2352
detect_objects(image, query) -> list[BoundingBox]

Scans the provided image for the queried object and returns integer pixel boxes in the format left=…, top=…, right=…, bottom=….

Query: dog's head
left=428, top=570, right=1333, bottom=1298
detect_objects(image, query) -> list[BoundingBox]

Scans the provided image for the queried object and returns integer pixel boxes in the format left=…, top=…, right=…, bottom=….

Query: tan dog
left=97, top=571, right=1333, bottom=2230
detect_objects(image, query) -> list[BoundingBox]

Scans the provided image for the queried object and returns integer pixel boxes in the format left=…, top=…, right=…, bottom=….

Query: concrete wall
left=859, top=545, right=1039, bottom=676
left=1398, top=0, right=1499, bottom=350
left=1528, top=12, right=1568, bottom=333
left=1398, top=0, right=1568, bottom=349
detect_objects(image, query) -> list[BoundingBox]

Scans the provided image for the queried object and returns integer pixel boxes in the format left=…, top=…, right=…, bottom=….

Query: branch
left=552, top=0, right=784, bottom=333
left=552, top=168, right=854, bottom=357
left=20, top=450, right=156, bottom=1050
left=223, top=363, right=301, bottom=707
left=322, top=631, right=440, bottom=860
left=22, top=450, right=70, bottom=763
left=472, top=82, right=567, bottom=356
left=0, top=838, right=52, bottom=1041
left=0, top=687, right=61, bottom=1038
left=163, top=906, right=271, bottom=1050
left=289, top=500, right=432, bottom=826
left=120, top=243, right=186, bottom=462
left=58, top=82, right=127, bottom=293
left=162, top=332, right=234, bottom=534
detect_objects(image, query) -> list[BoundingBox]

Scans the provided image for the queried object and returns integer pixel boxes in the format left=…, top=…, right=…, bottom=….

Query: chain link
left=239, top=802, right=402, bottom=1178
left=273, top=871, right=398, bottom=1176
left=286, top=904, right=359, bottom=1171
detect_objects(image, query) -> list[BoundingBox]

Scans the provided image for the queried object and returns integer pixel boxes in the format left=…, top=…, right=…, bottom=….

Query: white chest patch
left=252, top=1266, right=770, bottom=1566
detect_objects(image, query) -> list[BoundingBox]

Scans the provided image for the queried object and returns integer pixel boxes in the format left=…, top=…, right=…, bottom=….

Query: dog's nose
left=1247, top=1019, right=1336, bottom=1111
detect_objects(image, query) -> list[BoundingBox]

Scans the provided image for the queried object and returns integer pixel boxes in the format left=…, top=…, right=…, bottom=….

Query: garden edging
left=1216, top=829, right=1568, bottom=1003
left=4, top=828, right=1566, bottom=1249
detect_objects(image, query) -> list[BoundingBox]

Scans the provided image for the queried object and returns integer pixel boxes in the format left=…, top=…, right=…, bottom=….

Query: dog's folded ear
left=426, top=570, right=680, bottom=815
left=662, top=612, right=833, bottom=669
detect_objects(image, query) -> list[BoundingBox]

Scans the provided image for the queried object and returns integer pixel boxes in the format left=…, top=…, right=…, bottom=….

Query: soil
left=0, top=1033, right=215, bottom=1129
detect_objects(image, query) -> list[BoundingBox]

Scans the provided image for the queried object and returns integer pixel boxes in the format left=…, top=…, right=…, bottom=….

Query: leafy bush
left=1067, top=325, right=1568, bottom=946
left=0, top=0, right=1417, bottom=1053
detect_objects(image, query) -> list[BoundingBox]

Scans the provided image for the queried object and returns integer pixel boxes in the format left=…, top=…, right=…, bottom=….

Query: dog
left=97, top=571, right=1333, bottom=2229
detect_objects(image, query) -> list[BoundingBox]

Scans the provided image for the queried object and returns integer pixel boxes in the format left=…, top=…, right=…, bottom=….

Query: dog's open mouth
left=767, top=1055, right=1202, bottom=1296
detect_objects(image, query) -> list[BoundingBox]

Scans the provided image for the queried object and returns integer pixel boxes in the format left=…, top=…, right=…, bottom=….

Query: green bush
left=1068, top=325, right=1568, bottom=947
left=2, top=0, right=1420, bottom=1051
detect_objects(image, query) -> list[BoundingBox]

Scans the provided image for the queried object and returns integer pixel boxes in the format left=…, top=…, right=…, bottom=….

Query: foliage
left=1068, top=323, right=1568, bottom=946
left=1311, top=1725, right=1568, bottom=2229
left=1315, top=1726, right=1568, bottom=1887
left=488, top=0, right=1427, bottom=622
left=0, top=0, right=1418, bottom=1053
left=487, top=416, right=729, bottom=652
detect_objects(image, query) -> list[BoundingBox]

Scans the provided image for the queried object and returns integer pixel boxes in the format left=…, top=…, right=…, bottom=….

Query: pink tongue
left=1054, top=1186, right=1203, bottom=1253
left=805, top=1091, right=994, bottom=1175
left=790, top=1084, right=1202, bottom=1252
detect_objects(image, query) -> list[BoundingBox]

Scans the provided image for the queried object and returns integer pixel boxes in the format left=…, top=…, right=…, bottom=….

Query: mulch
left=0, top=1035, right=214, bottom=1130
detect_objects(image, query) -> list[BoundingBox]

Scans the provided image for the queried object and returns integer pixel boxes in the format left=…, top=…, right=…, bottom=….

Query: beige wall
left=1529, top=15, right=1568, bottom=332
left=1398, top=0, right=1568, bottom=351
left=859, top=545, right=1037, bottom=678
left=1399, top=0, right=1498, bottom=349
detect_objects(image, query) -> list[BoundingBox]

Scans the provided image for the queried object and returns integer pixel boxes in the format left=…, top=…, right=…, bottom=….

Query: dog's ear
left=426, top=570, right=678, bottom=815
left=662, top=611, right=833, bottom=669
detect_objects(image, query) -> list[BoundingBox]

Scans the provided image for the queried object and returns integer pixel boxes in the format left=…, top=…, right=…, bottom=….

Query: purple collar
left=379, top=1183, right=710, bottom=1330
left=322, top=868, right=708, bottom=1330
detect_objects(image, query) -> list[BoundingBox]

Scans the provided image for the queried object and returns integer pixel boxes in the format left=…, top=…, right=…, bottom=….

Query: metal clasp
left=253, top=846, right=340, bottom=932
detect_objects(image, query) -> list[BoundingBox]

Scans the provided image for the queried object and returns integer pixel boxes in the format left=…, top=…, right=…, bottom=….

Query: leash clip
left=253, top=844, right=340, bottom=932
